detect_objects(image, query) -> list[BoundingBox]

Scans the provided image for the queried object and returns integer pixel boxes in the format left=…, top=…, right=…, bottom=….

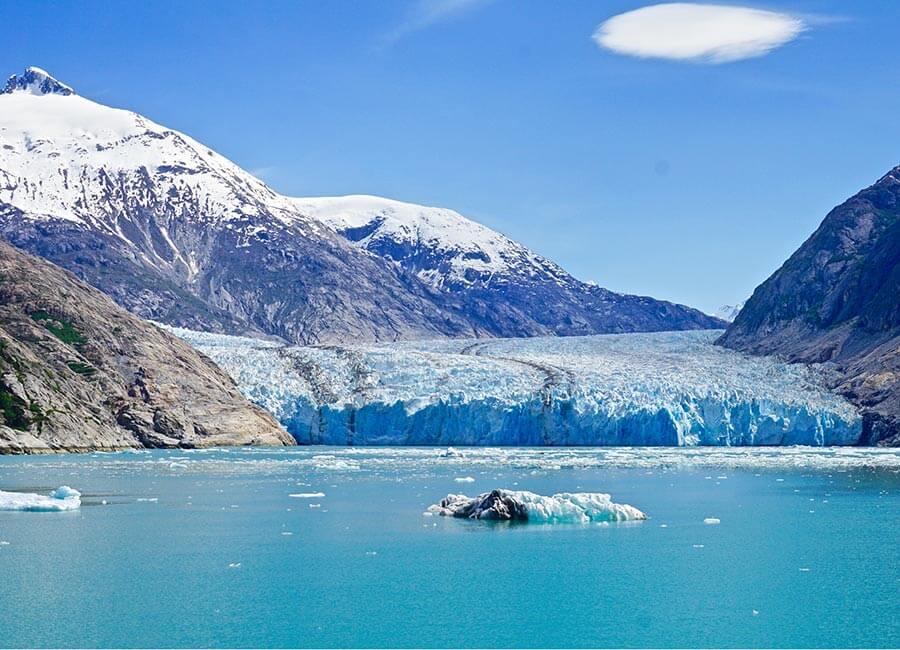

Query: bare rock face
left=0, top=240, right=293, bottom=453
left=718, top=166, right=899, bottom=445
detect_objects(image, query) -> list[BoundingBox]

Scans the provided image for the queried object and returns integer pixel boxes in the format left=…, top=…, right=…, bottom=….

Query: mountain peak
left=2, top=67, right=74, bottom=96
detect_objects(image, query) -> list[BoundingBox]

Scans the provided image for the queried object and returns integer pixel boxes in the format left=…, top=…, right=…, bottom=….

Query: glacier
left=169, top=328, right=862, bottom=446
left=428, top=489, right=647, bottom=523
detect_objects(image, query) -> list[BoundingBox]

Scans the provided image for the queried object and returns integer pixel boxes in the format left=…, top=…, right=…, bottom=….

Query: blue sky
left=3, top=0, right=899, bottom=313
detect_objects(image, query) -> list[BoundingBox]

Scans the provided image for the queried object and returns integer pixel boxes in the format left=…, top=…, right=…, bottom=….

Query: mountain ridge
left=0, top=67, right=724, bottom=344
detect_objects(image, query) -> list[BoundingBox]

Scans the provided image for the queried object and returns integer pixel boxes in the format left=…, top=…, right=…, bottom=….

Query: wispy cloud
left=380, top=0, right=492, bottom=47
left=593, top=3, right=807, bottom=64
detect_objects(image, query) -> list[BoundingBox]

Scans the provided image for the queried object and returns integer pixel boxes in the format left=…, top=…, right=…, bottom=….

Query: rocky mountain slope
left=718, top=166, right=899, bottom=444
left=0, top=67, right=722, bottom=344
left=0, top=239, right=293, bottom=453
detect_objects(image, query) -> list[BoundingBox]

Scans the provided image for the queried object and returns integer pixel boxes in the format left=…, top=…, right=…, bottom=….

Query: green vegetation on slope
left=30, top=310, right=87, bottom=347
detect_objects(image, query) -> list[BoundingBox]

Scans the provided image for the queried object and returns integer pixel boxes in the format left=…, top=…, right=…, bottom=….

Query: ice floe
left=0, top=486, right=81, bottom=511
left=428, top=489, right=646, bottom=523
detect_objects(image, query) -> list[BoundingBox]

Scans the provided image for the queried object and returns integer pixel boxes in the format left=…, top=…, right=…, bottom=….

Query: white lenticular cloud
left=593, top=3, right=807, bottom=63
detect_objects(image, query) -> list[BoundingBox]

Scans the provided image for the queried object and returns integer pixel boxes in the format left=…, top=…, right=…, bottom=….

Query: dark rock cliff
left=718, top=166, right=900, bottom=444
left=0, top=240, right=294, bottom=453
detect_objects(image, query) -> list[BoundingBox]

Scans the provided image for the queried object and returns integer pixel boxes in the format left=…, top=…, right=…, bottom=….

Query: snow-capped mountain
left=0, top=67, right=723, bottom=343
left=296, top=194, right=725, bottom=335
left=714, top=302, right=745, bottom=322
left=294, top=194, right=573, bottom=291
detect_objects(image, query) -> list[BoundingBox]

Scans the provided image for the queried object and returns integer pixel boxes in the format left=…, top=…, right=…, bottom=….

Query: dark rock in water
left=433, top=490, right=530, bottom=521
left=718, top=166, right=900, bottom=445
left=0, top=240, right=294, bottom=453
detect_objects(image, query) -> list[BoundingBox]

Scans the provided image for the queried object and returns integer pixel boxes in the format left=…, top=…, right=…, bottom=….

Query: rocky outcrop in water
left=432, top=490, right=530, bottom=520
left=0, top=240, right=293, bottom=453
left=718, top=166, right=899, bottom=445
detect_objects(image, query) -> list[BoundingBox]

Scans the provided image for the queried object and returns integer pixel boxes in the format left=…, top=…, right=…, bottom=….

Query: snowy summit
left=2, top=66, right=74, bottom=96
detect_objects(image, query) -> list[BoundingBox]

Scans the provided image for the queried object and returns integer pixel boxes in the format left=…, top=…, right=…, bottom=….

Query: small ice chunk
left=454, top=476, right=475, bottom=483
left=289, top=492, right=325, bottom=498
left=228, top=562, right=242, bottom=568
left=703, top=517, right=721, bottom=525
left=0, top=486, right=81, bottom=512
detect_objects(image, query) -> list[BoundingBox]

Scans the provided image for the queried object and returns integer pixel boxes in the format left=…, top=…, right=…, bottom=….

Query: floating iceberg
left=428, top=489, right=647, bottom=523
left=0, top=486, right=81, bottom=511
left=169, top=328, right=862, bottom=446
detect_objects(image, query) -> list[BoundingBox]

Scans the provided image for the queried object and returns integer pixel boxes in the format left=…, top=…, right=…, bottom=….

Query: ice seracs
left=428, top=489, right=647, bottom=523
left=172, top=327, right=862, bottom=446
left=0, top=486, right=81, bottom=511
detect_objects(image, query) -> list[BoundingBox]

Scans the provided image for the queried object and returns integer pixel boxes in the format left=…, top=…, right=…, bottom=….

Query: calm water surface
left=0, top=447, right=897, bottom=648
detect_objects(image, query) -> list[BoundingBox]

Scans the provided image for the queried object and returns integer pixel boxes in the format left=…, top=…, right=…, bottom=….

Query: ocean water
left=0, top=447, right=897, bottom=648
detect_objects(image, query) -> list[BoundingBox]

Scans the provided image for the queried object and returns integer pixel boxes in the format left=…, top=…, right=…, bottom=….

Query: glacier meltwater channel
left=171, top=329, right=861, bottom=446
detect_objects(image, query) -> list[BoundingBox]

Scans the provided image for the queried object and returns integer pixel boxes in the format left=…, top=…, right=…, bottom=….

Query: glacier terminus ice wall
left=172, top=329, right=862, bottom=446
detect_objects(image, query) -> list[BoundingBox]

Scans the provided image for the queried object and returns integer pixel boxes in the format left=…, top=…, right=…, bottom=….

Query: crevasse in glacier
left=170, top=328, right=862, bottom=446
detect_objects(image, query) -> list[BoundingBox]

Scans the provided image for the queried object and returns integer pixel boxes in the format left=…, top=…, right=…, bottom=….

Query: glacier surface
left=170, top=328, right=862, bottom=446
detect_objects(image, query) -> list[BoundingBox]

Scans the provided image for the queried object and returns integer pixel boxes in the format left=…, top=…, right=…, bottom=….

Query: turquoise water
left=0, top=447, right=897, bottom=648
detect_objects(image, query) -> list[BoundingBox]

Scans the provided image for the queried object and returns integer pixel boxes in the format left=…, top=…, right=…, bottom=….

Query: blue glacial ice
left=0, top=486, right=81, bottom=511
left=169, top=328, right=862, bottom=446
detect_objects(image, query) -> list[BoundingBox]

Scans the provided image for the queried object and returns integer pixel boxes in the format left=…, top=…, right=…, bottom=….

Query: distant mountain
left=296, top=195, right=725, bottom=336
left=0, top=67, right=723, bottom=344
left=0, top=239, right=292, bottom=452
left=714, top=302, right=745, bottom=323
left=718, top=166, right=900, bottom=444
